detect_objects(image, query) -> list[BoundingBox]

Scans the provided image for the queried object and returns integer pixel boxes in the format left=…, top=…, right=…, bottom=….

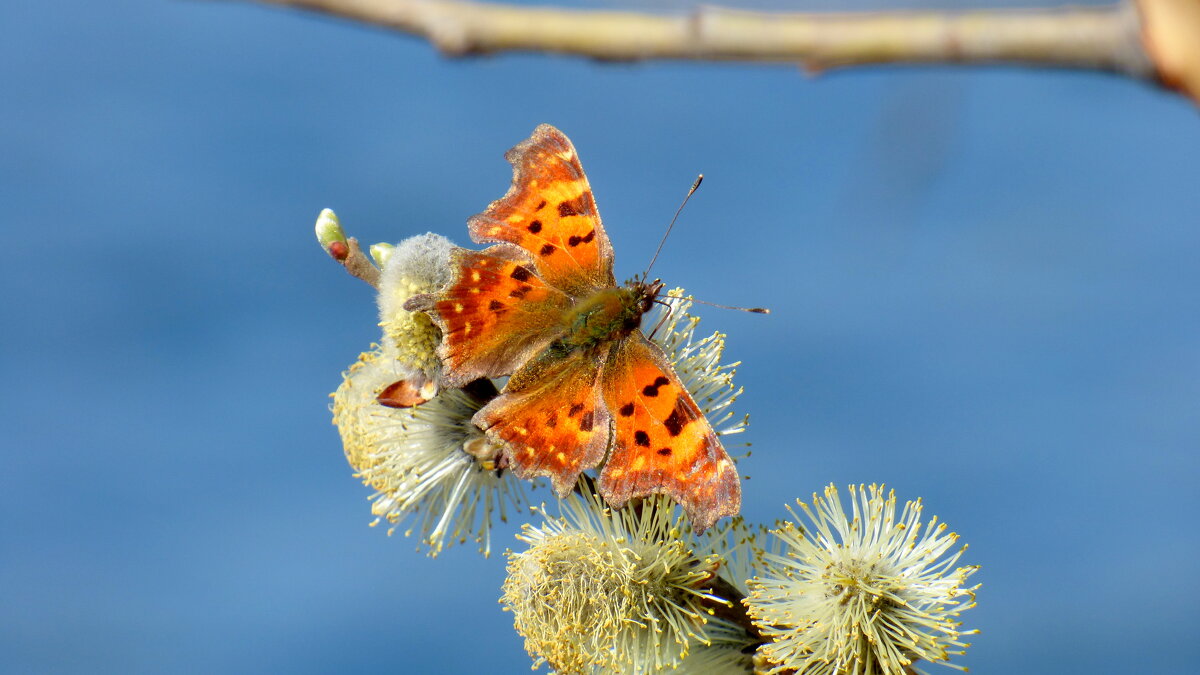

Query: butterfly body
left=559, top=281, right=659, bottom=352
left=407, top=125, right=739, bottom=532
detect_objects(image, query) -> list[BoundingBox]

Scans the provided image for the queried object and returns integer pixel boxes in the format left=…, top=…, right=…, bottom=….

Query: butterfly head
left=626, top=277, right=665, bottom=317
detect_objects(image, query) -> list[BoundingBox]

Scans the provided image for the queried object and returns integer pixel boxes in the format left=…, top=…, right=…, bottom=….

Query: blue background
left=3, top=0, right=1198, bottom=672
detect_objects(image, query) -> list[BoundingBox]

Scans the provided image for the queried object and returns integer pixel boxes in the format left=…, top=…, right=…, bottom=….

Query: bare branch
left=228, top=0, right=1153, bottom=78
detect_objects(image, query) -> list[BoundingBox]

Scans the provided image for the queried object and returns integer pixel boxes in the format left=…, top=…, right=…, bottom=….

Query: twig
left=326, top=236, right=381, bottom=288
left=226, top=0, right=1153, bottom=78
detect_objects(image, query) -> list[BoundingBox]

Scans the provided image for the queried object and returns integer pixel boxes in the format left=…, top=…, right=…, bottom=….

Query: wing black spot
left=663, top=396, right=690, bottom=437
left=545, top=413, right=558, bottom=428
left=510, top=266, right=532, bottom=282
left=535, top=200, right=547, bottom=211
left=634, top=430, right=651, bottom=447
left=557, top=192, right=592, bottom=218
left=582, top=229, right=595, bottom=243
left=619, top=402, right=634, bottom=417
left=642, top=376, right=670, bottom=397
left=579, top=411, right=594, bottom=432
left=656, top=447, right=672, bottom=456
left=568, top=403, right=584, bottom=417
left=509, top=285, right=532, bottom=299
left=527, top=220, right=542, bottom=234
left=568, top=235, right=582, bottom=246
left=539, top=243, right=556, bottom=256
left=488, top=300, right=505, bottom=311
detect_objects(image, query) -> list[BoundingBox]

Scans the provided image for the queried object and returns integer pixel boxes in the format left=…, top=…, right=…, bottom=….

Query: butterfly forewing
left=467, top=124, right=615, bottom=298
left=599, top=332, right=741, bottom=532
left=405, top=246, right=570, bottom=387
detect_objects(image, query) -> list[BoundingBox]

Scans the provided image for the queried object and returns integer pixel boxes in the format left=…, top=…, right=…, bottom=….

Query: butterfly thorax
left=558, top=281, right=659, bottom=353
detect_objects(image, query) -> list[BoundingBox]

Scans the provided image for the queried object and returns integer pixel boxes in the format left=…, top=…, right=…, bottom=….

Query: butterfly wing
left=468, top=124, right=615, bottom=297
left=474, top=348, right=612, bottom=496
left=599, top=332, right=740, bottom=532
left=405, top=246, right=571, bottom=387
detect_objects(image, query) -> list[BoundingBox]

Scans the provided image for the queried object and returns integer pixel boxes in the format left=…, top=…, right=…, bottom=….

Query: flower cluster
left=746, top=485, right=980, bottom=675
left=332, top=343, right=528, bottom=556
left=501, top=486, right=757, bottom=674
left=329, top=226, right=527, bottom=556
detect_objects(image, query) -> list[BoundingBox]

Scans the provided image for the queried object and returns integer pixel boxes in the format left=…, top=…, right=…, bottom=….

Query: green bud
left=369, top=242, right=395, bottom=269
left=314, top=208, right=347, bottom=249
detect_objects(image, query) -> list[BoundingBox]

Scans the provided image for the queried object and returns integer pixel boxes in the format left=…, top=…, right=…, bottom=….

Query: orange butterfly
left=406, top=124, right=739, bottom=531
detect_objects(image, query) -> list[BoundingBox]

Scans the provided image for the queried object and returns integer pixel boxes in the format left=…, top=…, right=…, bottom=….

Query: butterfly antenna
left=647, top=297, right=676, bottom=339
left=688, top=297, right=771, bottom=314
left=643, top=174, right=703, bottom=280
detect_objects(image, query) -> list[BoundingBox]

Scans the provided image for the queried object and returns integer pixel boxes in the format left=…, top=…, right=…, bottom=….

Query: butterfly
left=405, top=124, right=740, bottom=532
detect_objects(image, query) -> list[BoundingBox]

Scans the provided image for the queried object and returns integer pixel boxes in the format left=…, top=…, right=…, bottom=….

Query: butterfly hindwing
left=467, top=124, right=615, bottom=297
left=474, top=348, right=612, bottom=496
left=405, top=245, right=570, bottom=387
left=599, top=332, right=741, bottom=532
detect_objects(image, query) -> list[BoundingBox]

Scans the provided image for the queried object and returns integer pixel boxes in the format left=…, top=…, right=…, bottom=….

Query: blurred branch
left=232, top=1, right=1147, bottom=68
left=219, top=0, right=1200, bottom=104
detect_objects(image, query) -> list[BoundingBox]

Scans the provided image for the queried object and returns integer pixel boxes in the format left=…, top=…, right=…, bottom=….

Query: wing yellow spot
left=515, top=427, right=528, bottom=436
left=608, top=468, right=624, bottom=479
left=632, top=456, right=646, bottom=471
left=471, top=271, right=481, bottom=282
left=560, top=180, right=586, bottom=200
left=470, top=288, right=480, bottom=294
left=556, top=150, right=574, bottom=161
left=463, top=323, right=472, bottom=335
left=556, top=452, right=566, bottom=463
left=489, top=226, right=501, bottom=235
left=454, top=303, right=464, bottom=313
left=507, top=214, right=525, bottom=223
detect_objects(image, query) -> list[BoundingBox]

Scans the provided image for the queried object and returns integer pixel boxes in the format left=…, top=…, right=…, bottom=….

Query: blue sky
left=3, top=1, right=1198, bottom=673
